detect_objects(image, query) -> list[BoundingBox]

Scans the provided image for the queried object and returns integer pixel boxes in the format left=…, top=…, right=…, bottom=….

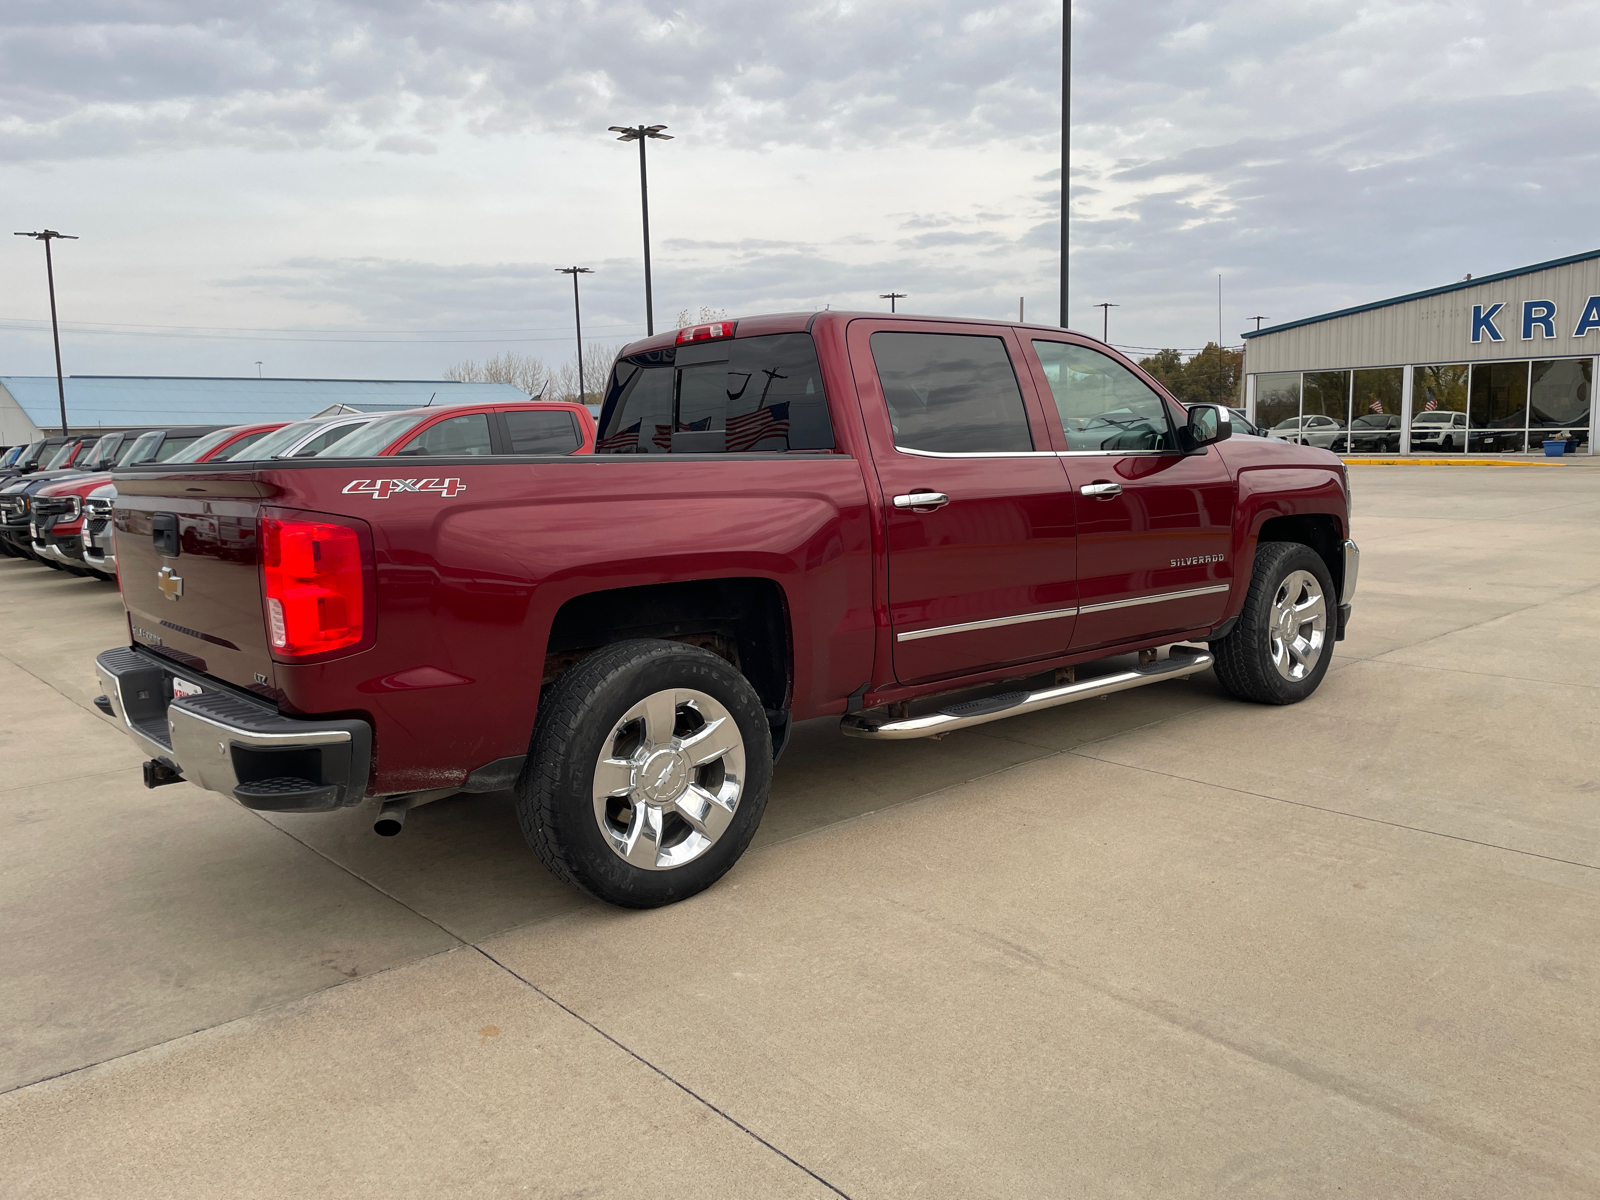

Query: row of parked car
left=0, top=399, right=597, bottom=582
left=1267, top=410, right=1590, bottom=453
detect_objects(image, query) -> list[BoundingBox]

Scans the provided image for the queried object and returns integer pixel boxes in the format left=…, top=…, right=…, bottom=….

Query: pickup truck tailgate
left=113, top=475, right=278, bottom=693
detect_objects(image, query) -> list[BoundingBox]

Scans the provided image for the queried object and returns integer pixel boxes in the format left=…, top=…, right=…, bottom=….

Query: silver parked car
left=1269, top=414, right=1345, bottom=448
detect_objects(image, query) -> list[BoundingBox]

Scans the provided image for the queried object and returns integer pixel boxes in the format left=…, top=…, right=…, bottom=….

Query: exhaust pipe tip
left=373, top=799, right=408, bottom=837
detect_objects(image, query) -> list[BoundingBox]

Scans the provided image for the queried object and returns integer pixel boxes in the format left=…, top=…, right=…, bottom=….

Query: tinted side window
left=597, top=358, right=674, bottom=453
left=869, top=333, right=1033, bottom=454
left=504, top=409, right=581, bottom=454
left=395, top=412, right=494, bottom=457
left=1032, top=341, right=1175, bottom=452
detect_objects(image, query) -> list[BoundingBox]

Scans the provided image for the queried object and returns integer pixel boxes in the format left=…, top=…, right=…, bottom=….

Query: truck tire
left=1209, top=541, right=1336, bottom=705
left=516, top=638, right=773, bottom=908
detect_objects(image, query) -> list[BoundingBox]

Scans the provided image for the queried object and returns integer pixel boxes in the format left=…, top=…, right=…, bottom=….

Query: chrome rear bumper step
left=840, top=651, right=1214, bottom=740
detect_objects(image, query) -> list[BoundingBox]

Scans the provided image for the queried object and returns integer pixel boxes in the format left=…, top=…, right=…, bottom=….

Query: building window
left=1254, top=372, right=1301, bottom=434
left=1341, top=368, right=1403, bottom=454
left=1529, top=359, right=1591, bottom=452
left=1410, top=365, right=1469, bottom=454
left=1468, top=361, right=1530, bottom=453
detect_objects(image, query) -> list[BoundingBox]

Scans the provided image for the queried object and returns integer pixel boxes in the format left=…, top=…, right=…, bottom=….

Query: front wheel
left=516, top=639, right=773, bottom=908
left=1209, top=541, right=1336, bottom=705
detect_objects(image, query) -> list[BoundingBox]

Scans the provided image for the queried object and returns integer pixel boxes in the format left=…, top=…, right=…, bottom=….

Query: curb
left=1341, top=457, right=1564, bottom=467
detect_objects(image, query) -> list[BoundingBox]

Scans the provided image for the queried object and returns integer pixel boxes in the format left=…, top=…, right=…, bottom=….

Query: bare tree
left=445, top=343, right=622, bottom=405
left=443, top=351, right=552, bottom=397
left=675, top=306, right=729, bottom=329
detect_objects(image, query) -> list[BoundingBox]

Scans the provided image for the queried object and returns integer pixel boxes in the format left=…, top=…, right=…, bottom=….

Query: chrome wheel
left=1269, top=570, right=1327, bottom=682
left=591, top=688, right=745, bottom=871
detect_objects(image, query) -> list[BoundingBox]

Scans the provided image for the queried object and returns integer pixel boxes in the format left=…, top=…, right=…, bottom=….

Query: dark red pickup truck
left=95, top=311, right=1357, bottom=907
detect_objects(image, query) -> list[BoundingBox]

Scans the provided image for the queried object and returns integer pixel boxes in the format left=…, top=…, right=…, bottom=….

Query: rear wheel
left=516, top=639, right=772, bottom=908
left=1210, top=541, right=1336, bottom=705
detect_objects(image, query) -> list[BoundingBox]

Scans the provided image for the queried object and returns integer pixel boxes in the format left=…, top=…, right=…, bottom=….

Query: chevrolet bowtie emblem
left=156, top=565, right=184, bottom=601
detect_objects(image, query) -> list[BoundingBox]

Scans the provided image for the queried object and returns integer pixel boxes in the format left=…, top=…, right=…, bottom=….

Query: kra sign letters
left=1472, top=296, right=1600, bottom=343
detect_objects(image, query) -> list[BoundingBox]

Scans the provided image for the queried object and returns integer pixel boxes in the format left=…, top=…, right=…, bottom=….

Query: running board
left=839, top=652, right=1214, bottom=741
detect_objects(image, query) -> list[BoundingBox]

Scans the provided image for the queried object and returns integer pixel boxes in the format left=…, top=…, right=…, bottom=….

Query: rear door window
left=1032, top=340, right=1176, bottom=452
left=503, top=409, right=581, bottom=454
left=595, top=333, right=833, bottom=454
left=394, top=412, right=494, bottom=456
left=869, top=332, right=1033, bottom=454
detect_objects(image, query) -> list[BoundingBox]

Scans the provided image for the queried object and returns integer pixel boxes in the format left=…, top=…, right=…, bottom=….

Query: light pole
left=1060, top=0, right=1071, bottom=328
left=608, top=124, right=673, bottom=337
left=1093, top=301, right=1119, bottom=343
left=255, top=361, right=263, bottom=377
left=14, top=229, right=78, bottom=435
left=556, top=267, right=595, bottom=404
left=880, top=292, right=906, bottom=313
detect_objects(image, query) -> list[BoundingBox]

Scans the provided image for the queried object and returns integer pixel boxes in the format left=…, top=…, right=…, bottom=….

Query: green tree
left=1137, top=343, right=1243, bottom=408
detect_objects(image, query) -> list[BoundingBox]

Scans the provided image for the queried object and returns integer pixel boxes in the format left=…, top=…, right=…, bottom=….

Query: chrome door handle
left=893, top=491, right=950, bottom=511
left=1080, top=482, right=1122, bottom=498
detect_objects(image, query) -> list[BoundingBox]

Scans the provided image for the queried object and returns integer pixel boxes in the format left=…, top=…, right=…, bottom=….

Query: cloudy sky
left=3, top=0, right=1598, bottom=381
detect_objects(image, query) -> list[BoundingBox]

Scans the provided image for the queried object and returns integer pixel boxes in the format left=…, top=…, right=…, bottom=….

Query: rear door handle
left=893, top=491, right=950, bottom=511
left=1080, top=482, right=1122, bottom=498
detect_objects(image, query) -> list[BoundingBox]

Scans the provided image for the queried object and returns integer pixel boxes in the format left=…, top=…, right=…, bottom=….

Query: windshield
left=1413, top=412, right=1455, bottom=425
left=218, top=420, right=320, bottom=460
left=44, top=442, right=78, bottom=469
left=153, top=435, right=203, bottom=461
left=114, top=436, right=147, bottom=465
left=165, top=425, right=259, bottom=463
left=123, top=431, right=164, bottom=463
left=0, top=447, right=19, bottom=466
left=81, top=433, right=122, bottom=468
left=19, top=441, right=46, bottom=465
left=315, top=412, right=423, bottom=457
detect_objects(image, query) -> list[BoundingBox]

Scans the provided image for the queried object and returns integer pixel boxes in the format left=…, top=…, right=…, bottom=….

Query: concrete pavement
left=1, top=464, right=1597, bottom=1197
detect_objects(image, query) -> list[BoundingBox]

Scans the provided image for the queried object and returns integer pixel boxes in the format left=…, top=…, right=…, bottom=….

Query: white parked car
left=1269, top=414, right=1345, bottom=448
left=1408, top=410, right=1467, bottom=451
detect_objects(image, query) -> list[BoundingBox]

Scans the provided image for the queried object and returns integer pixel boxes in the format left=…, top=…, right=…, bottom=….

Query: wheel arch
left=1255, top=513, right=1344, bottom=599
left=543, top=577, right=792, bottom=713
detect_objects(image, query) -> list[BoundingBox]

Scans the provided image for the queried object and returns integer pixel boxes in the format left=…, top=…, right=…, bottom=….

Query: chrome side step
left=839, top=651, right=1214, bottom=740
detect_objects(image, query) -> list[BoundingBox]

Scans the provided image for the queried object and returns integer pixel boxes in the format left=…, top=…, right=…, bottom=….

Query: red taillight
left=260, top=516, right=365, bottom=657
left=675, top=320, right=737, bottom=344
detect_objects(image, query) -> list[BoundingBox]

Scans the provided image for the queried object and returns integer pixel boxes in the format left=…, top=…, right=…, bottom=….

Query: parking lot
left=2, top=462, right=1597, bottom=1197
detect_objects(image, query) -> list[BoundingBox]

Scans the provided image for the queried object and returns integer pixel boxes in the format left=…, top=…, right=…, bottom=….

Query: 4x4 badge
left=156, top=565, right=184, bottom=601
left=342, top=478, right=466, bottom=500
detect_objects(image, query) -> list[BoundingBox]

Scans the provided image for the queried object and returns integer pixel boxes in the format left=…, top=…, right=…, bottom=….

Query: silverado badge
left=156, top=565, right=184, bottom=601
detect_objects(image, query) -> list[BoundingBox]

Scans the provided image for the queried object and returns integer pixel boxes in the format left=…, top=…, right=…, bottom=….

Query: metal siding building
left=1242, top=250, right=1599, bottom=456
left=0, top=376, right=529, bottom=446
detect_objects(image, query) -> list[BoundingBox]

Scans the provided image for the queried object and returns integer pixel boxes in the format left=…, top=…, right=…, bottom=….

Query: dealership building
left=1242, top=249, right=1598, bottom=455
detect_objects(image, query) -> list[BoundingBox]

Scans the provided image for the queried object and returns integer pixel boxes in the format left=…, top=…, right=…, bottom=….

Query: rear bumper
left=94, top=645, right=371, bottom=812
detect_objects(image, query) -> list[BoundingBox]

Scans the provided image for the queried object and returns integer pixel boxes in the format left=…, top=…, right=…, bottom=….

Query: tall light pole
left=1060, top=0, right=1071, bottom=329
left=14, top=229, right=78, bottom=435
left=608, top=124, right=673, bottom=337
left=880, top=292, right=906, bottom=313
left=556, top=267, right=595, bottom=404
left=1093, top=301, right=1119, bottom=343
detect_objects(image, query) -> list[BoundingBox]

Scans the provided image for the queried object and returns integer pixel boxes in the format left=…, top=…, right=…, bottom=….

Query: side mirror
left=1183, top=404, right=1231, bottom=451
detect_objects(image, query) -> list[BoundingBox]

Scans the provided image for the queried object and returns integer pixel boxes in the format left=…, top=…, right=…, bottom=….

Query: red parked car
left=93, top=315, right=1356, bottom=908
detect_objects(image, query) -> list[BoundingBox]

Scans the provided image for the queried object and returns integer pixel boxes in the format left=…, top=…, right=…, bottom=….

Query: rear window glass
left=504, top=409, right=581, bottom=454
left=395, top=412, right=494, bottom=456
left=870, top=332, right=1033, bottom=454
left=596, top=333, right=834, bottom=454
